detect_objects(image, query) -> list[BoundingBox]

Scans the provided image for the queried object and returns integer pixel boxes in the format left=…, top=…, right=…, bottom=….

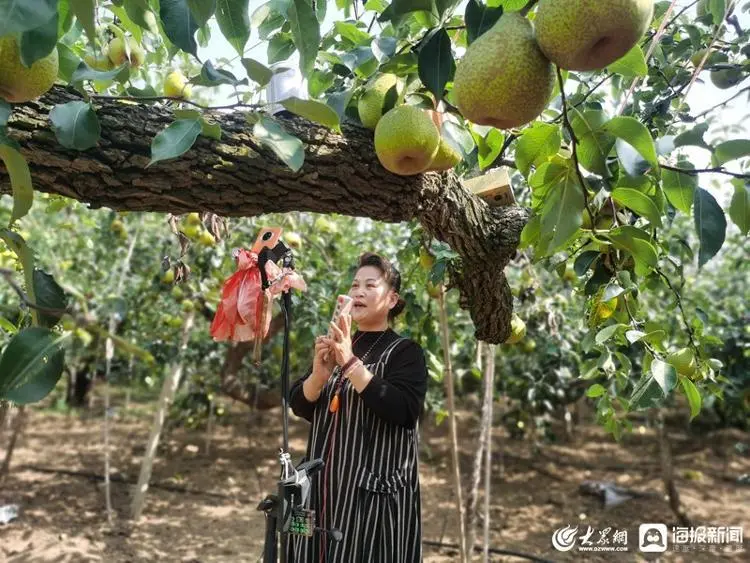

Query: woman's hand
left=326, top=312, right=354, bottom=366
left=311, top=336, right=336, bottom=385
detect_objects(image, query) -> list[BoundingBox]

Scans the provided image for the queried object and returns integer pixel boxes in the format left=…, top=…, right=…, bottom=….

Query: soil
left=1, top=397, right=749, bottom=562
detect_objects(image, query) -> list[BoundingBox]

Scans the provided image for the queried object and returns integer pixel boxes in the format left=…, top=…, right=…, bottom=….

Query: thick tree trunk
left=1, top=87, right=529, bottom=343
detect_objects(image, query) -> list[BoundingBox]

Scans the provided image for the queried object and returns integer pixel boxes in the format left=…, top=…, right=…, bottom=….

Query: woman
left=288, top=252, right=428, bottom=562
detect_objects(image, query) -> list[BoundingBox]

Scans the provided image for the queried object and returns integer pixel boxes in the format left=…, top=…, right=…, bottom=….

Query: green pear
left=535, top=0, right=655, bottom=71
left=374, top=105, right=440, bottom=175
left=358, top=73, right=399, bottom=129
left=426, top=138, right=462, bottom=171
left=711, top=68, right=743, bottom=89
left=453, top=13, right=555, bottom=129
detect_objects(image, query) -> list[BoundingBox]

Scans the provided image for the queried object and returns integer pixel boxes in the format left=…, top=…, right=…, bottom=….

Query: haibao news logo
left=639, top=524, right=668, bottom=553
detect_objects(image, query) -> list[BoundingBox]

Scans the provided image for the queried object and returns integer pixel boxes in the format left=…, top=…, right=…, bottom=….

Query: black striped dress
left=288, top=329, right=428, bottom=562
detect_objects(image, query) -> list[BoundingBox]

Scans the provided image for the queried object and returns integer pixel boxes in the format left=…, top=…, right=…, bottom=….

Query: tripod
left=255, top=241, right=341, bottom=562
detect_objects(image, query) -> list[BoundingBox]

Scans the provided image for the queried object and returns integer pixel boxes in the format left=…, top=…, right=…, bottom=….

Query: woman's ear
left=388, top=290, right=399, bottom=310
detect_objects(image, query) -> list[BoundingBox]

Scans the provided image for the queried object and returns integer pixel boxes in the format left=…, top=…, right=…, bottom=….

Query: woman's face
left=348, top=265, right=397, bottom=328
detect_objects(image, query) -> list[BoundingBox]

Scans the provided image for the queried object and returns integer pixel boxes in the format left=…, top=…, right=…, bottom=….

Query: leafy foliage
left=0, top=0, right=748, bottom=439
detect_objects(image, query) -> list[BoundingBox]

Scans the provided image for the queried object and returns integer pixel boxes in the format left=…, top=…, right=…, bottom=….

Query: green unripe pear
left=108, top=36, right=145, bottom=68
left=0, top=36, right=59, bottom=103
left=667, top=347, right=697, bottom=376
left=711, top=68, right=743, bottom=89
left=358, top=73, right=399, bottom=130
left=505, top=314, right=527, bottom=345
left=374, top=105, right=440, bottom=175
left=453, top=13, right=555, bottom=129
left=426, top=138, right=462, bottom=171
left=535, top=0, right=655, bottom=71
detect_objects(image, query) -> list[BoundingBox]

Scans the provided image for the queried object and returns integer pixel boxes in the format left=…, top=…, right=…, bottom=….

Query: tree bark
left=1, top=87, right=529, bottom=343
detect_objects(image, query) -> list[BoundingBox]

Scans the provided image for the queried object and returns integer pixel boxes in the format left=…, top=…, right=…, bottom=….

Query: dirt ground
left=1, top=397, right=749, bottom=563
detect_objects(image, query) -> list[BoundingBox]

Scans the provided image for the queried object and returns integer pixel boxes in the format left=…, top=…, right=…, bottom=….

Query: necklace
left=329, top=331, right=387, bottom=413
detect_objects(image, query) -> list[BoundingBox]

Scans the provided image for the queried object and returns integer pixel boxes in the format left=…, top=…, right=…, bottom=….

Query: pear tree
left=0, top=0, right=748, bottom=438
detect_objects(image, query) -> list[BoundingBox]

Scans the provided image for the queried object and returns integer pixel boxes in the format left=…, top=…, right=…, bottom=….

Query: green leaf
left=69, top=0, right=96, bottom=44
left=253, top=116, right=304, bottom=172
left=216, top=0, right=250, bottom=56
left=601, top=282, right=625, bottom=302
left=596, top=323, right=627, bottom=345
left=0, top=0, right=57, bottom=36
left=125, top=0, right=159, bottom=33
left=49, top=101, right=101, bottom=151
left=674, top=123, right=710, bottom=149
left=607, top=226, right=658, bottom=274
left=693, top=187, right=727, bottom=268
left=729, top=180, right=749, bottom=236
left=20, top=11, right=58, bottom=67
left=679, top=376, right=701, bottom=420
left=242, top=58, right=274, bottom=87
left=148, top=119, right=202, bottom=167
left=0, top=101, right=10, bottom=126
left=0, top=140, right=33, bottom=225
left=606, top=45, right=647, bottom=77
left=611, top=187, right=662, bottom=227
left=288, top=0, right=320, bottom=78
left=159, top=0, right=199, bottom=57
left=187, top=0, right=216, bottom=25
left=471, top=127, right=504, bottom=171
left=268, top=32, right=296, bottom=64
left=386, top=0, right=434, bottom=19
left=574, top=250, right=598, bottom=276
left=516, top=122, right=561, bottom=178
left=279, top=97, right=341, bottom=132
left=711, top=139, right=750, bottom=167
left=465, top=0, right=503, bottom=45
left=651, top=359, right=677, bottom=395
left=371, top=36, right=397, bottom=61
left=418, top=28, right=455, bottom=103
left=570, top=108, right=614, bottom=176
left=0, top=327, right=66, bottom=404
left=334, top=21, right=371, bottom=46
left=57, top=43, right=81, bottom=83
left=33, top=269, right=68, bottom=329
left=602, top=116, right=658, bottom=168
left=195, top=60, right=248, bottom=86
left=540, top=165, right=584, bottom=251
left=662, top=168, right=696, bottom=214
left=71, top=60, right=127, bottom=82
left=586, top=383, right=606, bottom=398
left=629, top=374, right=664, bottom=410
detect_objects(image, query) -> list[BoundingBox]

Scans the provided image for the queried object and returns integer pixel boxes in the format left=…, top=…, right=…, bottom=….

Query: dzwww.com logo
left=552, top=524, right=630, bottom=553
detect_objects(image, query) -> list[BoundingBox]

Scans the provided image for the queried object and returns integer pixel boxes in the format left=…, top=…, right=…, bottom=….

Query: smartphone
left=328, top=295, right=353, bottom=337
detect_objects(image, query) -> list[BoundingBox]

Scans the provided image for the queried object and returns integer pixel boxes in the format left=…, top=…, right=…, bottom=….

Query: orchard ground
left=1, top=390, right=748, bottom=562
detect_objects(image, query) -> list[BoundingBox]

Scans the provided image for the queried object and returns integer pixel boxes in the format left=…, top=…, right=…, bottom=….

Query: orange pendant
left=329, top=393, right=340, bottom=413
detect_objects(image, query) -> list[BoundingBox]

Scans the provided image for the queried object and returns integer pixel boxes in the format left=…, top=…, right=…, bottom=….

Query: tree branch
left=556, top=67, right=595, bottom=220
left=0, top=86, right=529, bottom=344
left=660, top=164, right=750, bottom=180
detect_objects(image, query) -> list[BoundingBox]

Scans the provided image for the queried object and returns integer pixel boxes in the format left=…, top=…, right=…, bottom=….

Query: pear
left=358, top=73, right=399, bottom=129
left=453, top=13, right=555, bottom=129
left=535, top=0, right=655, bottom=72
left=374, top=105, right=440, bottom=175
left=108, top=36, right=145, bottom=68
left=164, top=70, right=192, bottom=99
left=0, top=37, right=59, bottom=103
left=423, top=109, right=462, bottom=171
left=427, top=138, right=462, bottom=171
left=711, top=68, right=743, bottom=89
